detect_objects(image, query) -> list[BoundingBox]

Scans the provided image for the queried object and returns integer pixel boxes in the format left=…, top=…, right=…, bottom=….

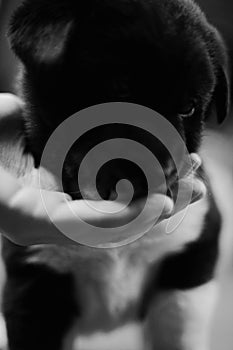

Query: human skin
left=0, top=93, right=203, bottom=247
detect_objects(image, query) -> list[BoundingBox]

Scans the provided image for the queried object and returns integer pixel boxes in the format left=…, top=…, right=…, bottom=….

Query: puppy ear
left=213, top=66, right=230, bottom=124
left=8, top=2, right=74, bottom=68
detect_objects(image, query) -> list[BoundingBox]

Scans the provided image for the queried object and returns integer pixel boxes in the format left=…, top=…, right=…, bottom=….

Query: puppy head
left=8, top=0, right=231, bottom=199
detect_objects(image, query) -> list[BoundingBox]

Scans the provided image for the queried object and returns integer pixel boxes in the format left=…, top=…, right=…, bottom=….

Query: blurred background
left=0, top=1, right=232, bottom=350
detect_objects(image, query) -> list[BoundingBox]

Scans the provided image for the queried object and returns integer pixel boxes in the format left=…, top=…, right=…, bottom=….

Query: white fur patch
left=144, top=282, right=218, bottom=350
left=61, top=197, right=209, bottom=349
left=65, top=323, right=144, bottom=350
left=0, top=313, right=7, bottom=350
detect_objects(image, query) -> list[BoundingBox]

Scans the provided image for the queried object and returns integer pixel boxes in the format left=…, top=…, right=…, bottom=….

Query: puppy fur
left=2, top=0, right=231, bottom=349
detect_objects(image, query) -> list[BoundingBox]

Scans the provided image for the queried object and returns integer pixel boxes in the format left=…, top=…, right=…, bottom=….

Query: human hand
left=0, top=164, right=205, bottom=248
left=0, top=93, right=206, bottom=248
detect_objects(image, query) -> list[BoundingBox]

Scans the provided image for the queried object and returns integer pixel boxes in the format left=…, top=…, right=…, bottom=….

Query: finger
left=0, top=93, right=24, bottom=120
left=49, top=193, right=174, bottom=248
left=0, top=176, right=72, bottom=246
left=172, top=175, right=207, bottom=215
left=0, top=167, right=22, bottom=201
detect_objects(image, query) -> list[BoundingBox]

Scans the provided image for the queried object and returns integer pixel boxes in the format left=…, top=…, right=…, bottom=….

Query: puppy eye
left=178, top=103, right=196, bottom=118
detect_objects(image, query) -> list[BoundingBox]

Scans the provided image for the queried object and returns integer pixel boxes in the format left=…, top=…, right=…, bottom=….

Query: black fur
left=139, top=182, right=222, bottom=319
left=2, top=0, right=231, bottom=348
left=3, top=242, right=78, bottom=350
left=8, top=0, right=230, bottom=160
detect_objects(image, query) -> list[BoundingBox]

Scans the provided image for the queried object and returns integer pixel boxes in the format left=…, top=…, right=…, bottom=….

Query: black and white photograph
left=0, top=1, right=233, bottom=349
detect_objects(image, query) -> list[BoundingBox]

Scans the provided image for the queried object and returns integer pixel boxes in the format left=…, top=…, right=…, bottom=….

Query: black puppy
left=2, top=0, right=230, bottom=349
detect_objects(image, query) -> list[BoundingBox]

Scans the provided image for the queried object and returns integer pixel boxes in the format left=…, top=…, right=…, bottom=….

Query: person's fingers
left=0, top=178, right=205, bottom=247
left=0, top=166, right=170, bottom=246
left=0, top=163, right=206, bottom=247
left=49, top=193, right=174, bottom=247
left=171, top=175, right=207, bottom=215
left=54, top=194, right=171, bottom=227
left=9, top=187, right=71, bottom=219
left=0, top=182, right=73, bottom=246
left=0, top=167, right=22, bottom=202
left=0, top=93, right=24, bottom=120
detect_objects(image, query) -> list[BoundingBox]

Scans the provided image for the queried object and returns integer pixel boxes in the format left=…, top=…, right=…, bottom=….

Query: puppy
left=2, top=0, right=230, bottom=349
